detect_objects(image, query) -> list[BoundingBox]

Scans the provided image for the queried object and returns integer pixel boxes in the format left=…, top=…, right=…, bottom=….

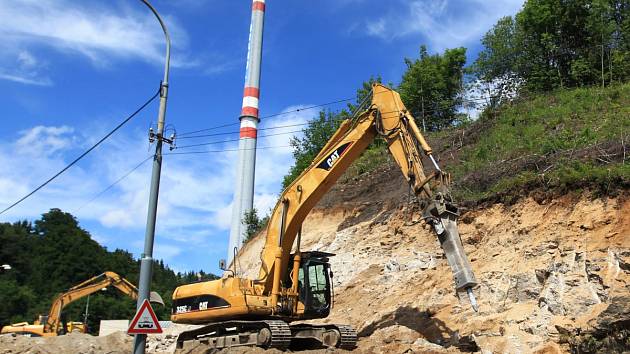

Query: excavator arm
left=45, top=271, right=164, bottom=334
left=256, top=84, right=477, bottom=310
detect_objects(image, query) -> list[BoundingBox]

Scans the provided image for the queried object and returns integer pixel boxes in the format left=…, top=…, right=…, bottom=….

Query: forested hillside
left=0, top=209, right=216, bottom=334
left=280, top=0, right=630, bottom=195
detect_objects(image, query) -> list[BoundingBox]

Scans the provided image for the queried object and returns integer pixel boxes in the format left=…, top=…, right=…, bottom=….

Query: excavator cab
left=288, top=251, right=334, bottom=319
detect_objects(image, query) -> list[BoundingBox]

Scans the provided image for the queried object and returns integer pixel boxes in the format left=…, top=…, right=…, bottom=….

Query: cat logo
left=316, top=142, right=353, bottom=171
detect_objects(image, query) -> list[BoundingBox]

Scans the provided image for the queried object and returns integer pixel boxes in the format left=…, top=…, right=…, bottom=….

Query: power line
left=74, top=155, right=154, bottom=213
left=177, top=122, right=312, bottom=140
left=176, top=122, right=240, bottom=137
left=0, top=89, right=160, bottom=216
left=176, top=94, right=503, bottom=140
left=75, top=144, right=293, bottom=209
left=260, top=98, right=354, bottom=119
left=176, top=129, right=303, bottom=149
left=175, top=98, right=486, bottom=141
left=176, top=97, right=354, bottom=137
left=165, top=145, right=291, bottom=155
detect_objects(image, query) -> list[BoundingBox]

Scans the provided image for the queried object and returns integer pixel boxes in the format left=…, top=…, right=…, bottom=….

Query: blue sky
left=0, top=0, right=523, bottom=275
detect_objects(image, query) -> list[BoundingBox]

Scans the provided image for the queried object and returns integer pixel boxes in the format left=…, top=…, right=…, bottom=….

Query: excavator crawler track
left=265, top=320, right=292, bottom=348
left=175, top=320, right=357, bottom=352
left=336, top=324, right=358, bottom=349
left=174, top=320, right=291, bottom=352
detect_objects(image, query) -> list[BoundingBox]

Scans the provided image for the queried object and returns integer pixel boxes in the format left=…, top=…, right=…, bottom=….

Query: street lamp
left=133, top=1, right=171, bottom=354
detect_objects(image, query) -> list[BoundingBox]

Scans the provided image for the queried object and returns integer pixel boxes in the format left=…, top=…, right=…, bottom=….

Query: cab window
left=307, top=263, right=327, bottom=309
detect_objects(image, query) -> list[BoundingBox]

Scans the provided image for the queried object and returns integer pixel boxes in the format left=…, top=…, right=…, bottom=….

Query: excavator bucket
left=149, top=291, right=165, bottom=306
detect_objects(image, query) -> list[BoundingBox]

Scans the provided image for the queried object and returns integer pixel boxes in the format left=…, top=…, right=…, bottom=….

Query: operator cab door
left=299, top=256, right=333, bottom=318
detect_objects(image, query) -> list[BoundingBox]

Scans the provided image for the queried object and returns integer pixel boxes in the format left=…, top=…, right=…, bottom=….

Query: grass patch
left=340, top=143, right=390, bottom=183
left=447, top=83, right=630, bottom=201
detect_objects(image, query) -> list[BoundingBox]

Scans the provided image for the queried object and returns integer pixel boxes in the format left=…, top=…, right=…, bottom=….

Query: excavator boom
left=171, top=84, right=478, bottom=351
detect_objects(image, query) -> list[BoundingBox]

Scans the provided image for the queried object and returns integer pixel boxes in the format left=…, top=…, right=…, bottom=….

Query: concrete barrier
left=98, top=320, right=129, bottom=336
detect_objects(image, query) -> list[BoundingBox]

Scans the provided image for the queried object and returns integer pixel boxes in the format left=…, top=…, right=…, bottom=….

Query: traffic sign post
left=128, top=299, right=163, bottom=335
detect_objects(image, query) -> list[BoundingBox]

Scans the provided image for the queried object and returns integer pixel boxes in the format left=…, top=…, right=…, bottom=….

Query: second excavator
left=1, top=271, right=163, bottom=337
left=171, top=84, right=479, bottom=351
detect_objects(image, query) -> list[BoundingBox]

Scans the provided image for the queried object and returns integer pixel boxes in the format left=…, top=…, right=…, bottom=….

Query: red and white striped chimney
left=228, top=0, right=266, bottom=265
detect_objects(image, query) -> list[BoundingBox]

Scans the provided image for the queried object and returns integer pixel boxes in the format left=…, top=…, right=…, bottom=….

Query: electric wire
left=175, top=94, right=501, bottom=140
left=176, top=129, right=303, bottom=149
left=173, top=94, right=497, bottom=147
left=0, top=89, right=160, bottom=216
left=177, top=122, right=313, bottom=140
left=74, top=155, right=154, bottom=213
left=74, top=144, right=293, bottom=209
left=176, top=121, right=240, bottom=137
left=176, top=97, right=355, bottom=137
left=259, top=98, right=354, bottom=119
left=164, top=145, right=291, bottom=155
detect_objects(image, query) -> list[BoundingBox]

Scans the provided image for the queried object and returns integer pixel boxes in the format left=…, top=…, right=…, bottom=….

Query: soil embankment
left=235, top=164, right=629, bottom=353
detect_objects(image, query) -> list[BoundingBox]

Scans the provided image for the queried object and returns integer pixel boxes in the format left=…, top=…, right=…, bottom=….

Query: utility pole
left=133, top=1, right=170, bottom=353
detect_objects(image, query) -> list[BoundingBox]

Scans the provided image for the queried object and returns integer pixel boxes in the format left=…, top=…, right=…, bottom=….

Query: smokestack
left=228, top=0, right=266, bottom=266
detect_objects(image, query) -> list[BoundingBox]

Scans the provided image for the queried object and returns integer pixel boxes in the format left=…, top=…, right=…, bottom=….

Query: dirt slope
left=235, top=165, right=630, bottom=353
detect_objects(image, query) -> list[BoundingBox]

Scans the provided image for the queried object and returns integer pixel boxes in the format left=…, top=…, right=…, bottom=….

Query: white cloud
left=360, top=0, right=524, bottom=50
left=17, top=51, right=37, bottom=68
left=0, top=50, right=52, bottom=86
left=154, top=243, right=183, bottom=261
left=100, top=209, right=136, bottom=228
left=0, top=72, right=52, bottom=86
left=15, top=125, right=75, bottom=156
left=0, top=0, right=195, bottom=85
left=0, top=105, right=314, bottom=269
left=366, top=19, right=387, bottom=37
left=212, top=202, right=234, bottom=231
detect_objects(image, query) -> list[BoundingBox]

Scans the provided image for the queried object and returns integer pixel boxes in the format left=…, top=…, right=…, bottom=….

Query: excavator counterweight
left=171, top=84, right=478, bottom=351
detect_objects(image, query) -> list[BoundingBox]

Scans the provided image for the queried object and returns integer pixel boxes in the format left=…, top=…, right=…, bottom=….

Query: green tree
left=399, top=45, right=467, bottom=131
left=471, top=16, right=521, bottom=106
left=0, top=209, right=217, bottom=334
left=281, top=77, right=390, bottom=189
left=282, top=110, right=343, bottom=189
left=474, top=0, right=630, bottom=93
left=242, top=208, right=269, bottom=243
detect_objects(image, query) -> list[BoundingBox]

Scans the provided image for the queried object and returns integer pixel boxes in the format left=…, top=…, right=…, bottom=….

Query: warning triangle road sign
left=128, top=299, right=163, bottom=334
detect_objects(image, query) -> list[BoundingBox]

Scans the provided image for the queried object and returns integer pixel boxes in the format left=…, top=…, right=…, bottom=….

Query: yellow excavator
left=171, top=84, right=479, bottom=351
left=0, top=271, right=163, bottom=337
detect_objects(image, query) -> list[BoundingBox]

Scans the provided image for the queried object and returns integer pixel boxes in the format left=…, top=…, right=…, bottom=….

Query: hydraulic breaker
left=425, top=194, right=479, bottom=312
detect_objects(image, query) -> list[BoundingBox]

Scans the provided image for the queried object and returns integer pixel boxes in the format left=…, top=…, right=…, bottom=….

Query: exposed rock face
left=236, top=183, right=630, bottom=353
